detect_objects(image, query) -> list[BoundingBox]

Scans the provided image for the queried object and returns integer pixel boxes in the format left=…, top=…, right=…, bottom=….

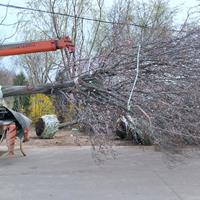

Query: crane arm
left=0, top=36, right=75, bottom=57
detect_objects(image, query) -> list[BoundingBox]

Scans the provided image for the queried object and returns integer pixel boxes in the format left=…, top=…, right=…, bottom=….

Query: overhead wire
left=0, top=3, right=148, bottom=27
left=0, top=2, right=184, bottom=32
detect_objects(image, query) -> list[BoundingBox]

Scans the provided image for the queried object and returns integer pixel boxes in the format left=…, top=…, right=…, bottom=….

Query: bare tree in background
left=15, top=52, right=57, bottom=85
left=0, top=3, right=18, bottom=85
left=0, top=68, right=15, bottom=85
left=17, top=0, right=106, bottom=80
left=16, top=0, right=107, bottom=121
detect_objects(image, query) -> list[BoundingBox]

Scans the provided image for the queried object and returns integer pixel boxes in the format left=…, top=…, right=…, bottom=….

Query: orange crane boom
left=0, top=36, right=75, bottom=57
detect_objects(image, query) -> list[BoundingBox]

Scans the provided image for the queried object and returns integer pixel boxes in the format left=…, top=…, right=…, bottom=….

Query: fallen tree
left=2, top=0, right=200, bottom=159
left=3, top=24, right=200, bottom=155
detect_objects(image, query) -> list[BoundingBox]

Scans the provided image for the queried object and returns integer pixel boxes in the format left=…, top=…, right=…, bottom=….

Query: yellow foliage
left=29, top=94, right=54, bottom=123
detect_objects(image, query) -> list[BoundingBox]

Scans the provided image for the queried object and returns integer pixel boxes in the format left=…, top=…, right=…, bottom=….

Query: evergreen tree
left=12, top=72, right=30, bottom=114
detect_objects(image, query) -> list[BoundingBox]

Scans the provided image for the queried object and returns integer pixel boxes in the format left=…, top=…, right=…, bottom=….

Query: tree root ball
left=35, top=118, right=45, bottom=137
left=35, top=115, right=59, bottom=139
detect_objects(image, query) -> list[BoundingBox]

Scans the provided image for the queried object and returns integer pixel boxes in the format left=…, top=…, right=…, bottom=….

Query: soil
left=24, top=127, right=133, bottom=147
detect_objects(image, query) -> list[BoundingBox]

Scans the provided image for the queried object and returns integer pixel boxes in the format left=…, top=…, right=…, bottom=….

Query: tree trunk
left=2, top=80, right=76, bottom=97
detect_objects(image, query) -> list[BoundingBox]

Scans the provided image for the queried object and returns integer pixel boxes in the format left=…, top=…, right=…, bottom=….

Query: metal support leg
left=6, top=123, right=16, bottom=156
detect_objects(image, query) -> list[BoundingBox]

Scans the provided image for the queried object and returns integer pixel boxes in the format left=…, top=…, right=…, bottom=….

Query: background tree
left=17, top=0, right=106, bottom=81
left=29, top=94, right=54, bottom=123
left=0, top=68, right=15, bottom=86
left=16, top=0, right=107, bottom=122
left=12, top=72, right=30, bottom=114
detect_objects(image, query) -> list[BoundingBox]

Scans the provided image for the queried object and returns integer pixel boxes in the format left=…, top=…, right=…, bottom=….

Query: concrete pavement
left=0, top=146, right=200, bottom=200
